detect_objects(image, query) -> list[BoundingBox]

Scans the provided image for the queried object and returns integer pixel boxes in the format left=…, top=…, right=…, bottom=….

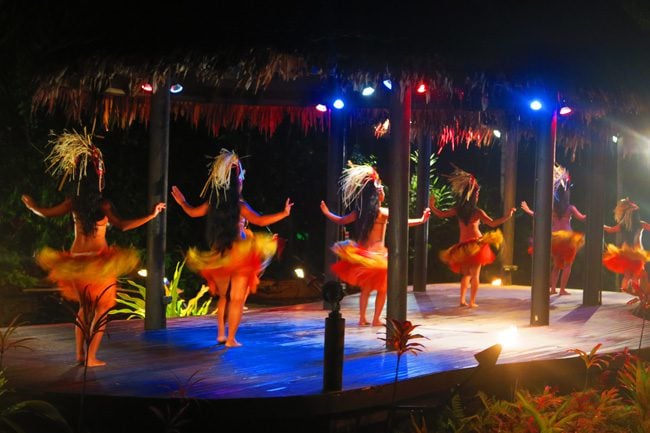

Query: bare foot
left=359, top=319, right=370, bottom=326
left=371, top=320, right=382, bottom=327
left=217, top=336, right=227, bottom=344
left=559, top=290, right=570, bottom=295
left=459, top=301, right=468, bottom=307
left=225, top=340, right=242, bottom=348
left=469, top=303, right=479, bottom=308
left=550, top=290, right=558, bottom=295
left=85, top=358, right=106, bottom=367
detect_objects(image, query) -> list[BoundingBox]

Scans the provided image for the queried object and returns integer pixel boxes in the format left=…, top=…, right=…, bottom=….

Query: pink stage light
left=141, top=83, right=153, bottom=92
left=416, top=83, right=426, bottom=93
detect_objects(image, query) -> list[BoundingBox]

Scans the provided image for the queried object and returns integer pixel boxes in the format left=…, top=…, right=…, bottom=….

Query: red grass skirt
left=186, top=234, right=277, bottom=296
left=439, top=230, right=503, bottom=274
left=36, top=246, right=140, bottom=307
left=330, top=240, right=387, bottom=293
left=602, top=244, right=650, bottom=277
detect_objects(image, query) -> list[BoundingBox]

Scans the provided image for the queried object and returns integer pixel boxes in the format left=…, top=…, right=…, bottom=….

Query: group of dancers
left=21, top=130, right=650, bottom=365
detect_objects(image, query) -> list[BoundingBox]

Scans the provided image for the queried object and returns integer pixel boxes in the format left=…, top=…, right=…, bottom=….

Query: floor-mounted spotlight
left=474, top=343, right=502, bottom=368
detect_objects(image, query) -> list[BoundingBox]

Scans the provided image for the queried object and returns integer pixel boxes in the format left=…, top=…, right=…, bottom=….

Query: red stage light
left=416, top=83, right=426, bottom=93
left=141, top=83, right=153, bottom=92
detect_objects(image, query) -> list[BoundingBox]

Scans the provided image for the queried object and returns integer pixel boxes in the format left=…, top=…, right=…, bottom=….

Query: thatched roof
left=25, top=1, right=650, bottom=154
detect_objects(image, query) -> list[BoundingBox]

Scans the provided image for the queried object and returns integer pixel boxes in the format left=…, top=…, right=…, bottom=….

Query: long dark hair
left=206, top=168, right=241, bottom=253
left=553, top=185, right=570, bottom=218
left=353, top=182, right=380, bottom=244
left=70, top=173, right=105, bottom=237
left=456, top=187, right=479, bottom=225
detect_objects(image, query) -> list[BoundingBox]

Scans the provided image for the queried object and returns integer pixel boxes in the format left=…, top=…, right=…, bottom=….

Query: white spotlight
left=294, top=268, right=305, bottom=279
left=382, top=79, right=392, bottom=90
left=361, top=86, right=375, bottom=96
left=137, top=268, right=147, bottom=277
left=493, top=129, right=502, bottom=138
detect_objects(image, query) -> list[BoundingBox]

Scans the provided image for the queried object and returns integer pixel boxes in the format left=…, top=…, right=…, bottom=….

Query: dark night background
left=2, top=0, right=650, bottom=322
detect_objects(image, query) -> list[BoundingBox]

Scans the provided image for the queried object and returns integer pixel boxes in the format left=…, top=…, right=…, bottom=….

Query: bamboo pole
left=413, top=127, right=431, bottom=292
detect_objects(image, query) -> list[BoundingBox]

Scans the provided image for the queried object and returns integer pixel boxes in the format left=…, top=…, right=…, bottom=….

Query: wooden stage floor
left=3, top=283, right=647, bottom=405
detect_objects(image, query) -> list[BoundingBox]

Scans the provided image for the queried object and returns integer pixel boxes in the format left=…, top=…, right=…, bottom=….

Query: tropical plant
left=0, top=314, right=35, bottom=370
left=380, top=318, right=428, bottom=432
left=111, top=260, right=214, bottom=320
left=71, top=284, right=113, bottom=432
left=617, top=356, right=650, bottom=431
left=0, top=369, right=72, bottom=433
left=409, top=150, right=454, bottom=222
left=150, top=370, right=207, bottom=433
left=567, top=343, right=610, bottom=389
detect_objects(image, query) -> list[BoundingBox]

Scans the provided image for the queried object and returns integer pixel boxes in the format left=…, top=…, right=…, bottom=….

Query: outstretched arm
left=520, top=200, right=534, bottom=216
left=408, top=208, right=431, bottom=227
left=320, top=200, right=357, bottom=225
left=103, top=201, right=166, bottom=231
left=21, top=195, right=72, bottom=218
left=242, top=198, right=293, bottom=227
left=479, top=207, right=516, bottom=228
left=428, top=195, right=456, bottom=218
left=171, top=185, right=209, bottom=217
left=603, top=223, right=620, bottom=234
left=642, top=220, right=650, bottom=231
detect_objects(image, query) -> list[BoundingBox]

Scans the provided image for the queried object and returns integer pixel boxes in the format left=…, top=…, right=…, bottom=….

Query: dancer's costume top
left=602, top=198, right=650, bottom=277
left=439, top=166, right=503, bottom=273
left=35, top=129, right=138, bottom=306
left=184, top=149, right=277, bottom=296
left=330, top=163, right=387, bottom=293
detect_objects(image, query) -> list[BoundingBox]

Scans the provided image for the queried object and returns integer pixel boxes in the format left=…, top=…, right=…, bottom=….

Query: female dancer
left=320, top=162, right=430, bottom=326
left=521, top=165, right=586, bottom=295
left=429, top=166, right=515, bottom=307
left=171, top=149, right=292, bottom=347
left=22, top=130, right=165, bottom=366
left=603, top=198, right=650, bottom=292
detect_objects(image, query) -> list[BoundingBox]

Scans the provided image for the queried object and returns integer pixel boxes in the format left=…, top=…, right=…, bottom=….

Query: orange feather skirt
left=602, top=243, right=650, bottom=277
left=330, top=240, right=387, bottom=293
left=439, top=230, right=504, bottom=274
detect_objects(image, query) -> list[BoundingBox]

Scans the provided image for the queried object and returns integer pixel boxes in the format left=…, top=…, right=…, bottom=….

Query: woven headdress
left=45, top=128, right=105, bottom=193
left=446, top=164, right=479, bottom=202
left=614, top=198, right=638, bottom=231
left=339, top=161, right=381, bottom=209
left=553, top=164, right=571, bottom=197
left=200, top=148, right=244, bottom=202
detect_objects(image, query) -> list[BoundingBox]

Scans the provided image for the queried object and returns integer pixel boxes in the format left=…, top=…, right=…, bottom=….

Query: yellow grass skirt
left=439, top=230, right=503, bottom=274
left=186, top=234, right=277, bottom=296
left=36, top=246, right=140, bottom=306
left=330, top=240, right=387, bottom=293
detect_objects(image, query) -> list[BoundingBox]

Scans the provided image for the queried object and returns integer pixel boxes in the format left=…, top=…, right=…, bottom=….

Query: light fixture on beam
left=315, top=104, right=327, bottom=112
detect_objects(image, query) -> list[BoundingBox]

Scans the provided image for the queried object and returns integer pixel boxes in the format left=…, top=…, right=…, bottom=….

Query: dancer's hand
left=152, top=202, right=166, bottom=216
left=320, top=200, right=330, bottom=215
left=422, top=207, right=431, bottom=222
left=520, top=201, right=533, bottom=215
left=283, top=198, right=294, bottom=216
left=21, top=194, right=36, bottom=210
left=170, top=186, right=186, bottom=205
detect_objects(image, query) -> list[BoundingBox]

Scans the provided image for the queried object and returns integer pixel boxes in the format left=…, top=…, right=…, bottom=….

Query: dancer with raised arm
left=320, top=162, right=430, bottom=326
left=171, top=149, right=292, bottom=347
left=521, top=164, right=586, bottom=295
left=22, top=130, right=165, bottom=366
left=429, top=166, right=515, bottom=308
left=603, top=198, right=650, bottom=292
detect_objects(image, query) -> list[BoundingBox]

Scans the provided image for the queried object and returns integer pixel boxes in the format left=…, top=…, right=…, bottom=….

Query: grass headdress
left=200, top=148, right=244, bottom=202
left=446, top=164, right=479, bottom=202
left=45, top=127, right=105, bottom=194
left=339, top=161, right=381, bottom=209
left=614, top=198, right=638, bottom=231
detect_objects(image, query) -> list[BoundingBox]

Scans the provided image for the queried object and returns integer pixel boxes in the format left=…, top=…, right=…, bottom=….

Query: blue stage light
left=333, top=99, right=345, bottom=109
left=361, top=86, right=375, bottom=96
left=382, top=79, right=392, bottom=90
left=170, top=83, right=184, bottom=94
left=529, top=100, right=543, bottom=111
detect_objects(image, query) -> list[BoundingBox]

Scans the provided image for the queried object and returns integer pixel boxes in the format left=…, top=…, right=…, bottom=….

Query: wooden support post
left=386, top=83, right=412, bottom=326
left=583, top=129, right=604, bottom=305
left=530, top=109, right=555, bottom=326
left=413, top=127, right=431, bottom=292
left=500, top=129, right=518, bottom=285
left=145, top=78, right=170, bottom=330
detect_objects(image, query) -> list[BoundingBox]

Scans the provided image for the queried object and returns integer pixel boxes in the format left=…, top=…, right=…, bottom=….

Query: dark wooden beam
left=583, top=126, right=604, bottom=305
left=530, top=109, right=555, bottom=326
left=386, top=83, right=412, bottom=326
left=413, top=128, right=431, bottom=292
left=145, top=78, right=170, bottom=330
